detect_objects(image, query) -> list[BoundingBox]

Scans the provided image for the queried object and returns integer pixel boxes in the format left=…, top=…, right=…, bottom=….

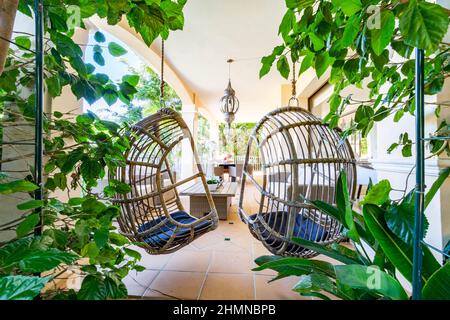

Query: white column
left=180, top=106, right=198, bottom=180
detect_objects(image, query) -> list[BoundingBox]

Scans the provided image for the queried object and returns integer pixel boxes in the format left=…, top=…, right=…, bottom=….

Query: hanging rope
left=227, top=58, right=233, bottom=80
left=291, top=62, right=297, bottom=97
left=159, top=38, right=165, bottom=108
left=288, top=61, right=299, bottom=107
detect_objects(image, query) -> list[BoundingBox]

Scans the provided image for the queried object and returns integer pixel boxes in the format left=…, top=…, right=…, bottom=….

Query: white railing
left=236, top=155, right=262, bottom=171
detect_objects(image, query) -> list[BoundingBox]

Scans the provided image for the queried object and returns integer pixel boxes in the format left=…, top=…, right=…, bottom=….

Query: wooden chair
left=110, top=108, right=219, bottom=254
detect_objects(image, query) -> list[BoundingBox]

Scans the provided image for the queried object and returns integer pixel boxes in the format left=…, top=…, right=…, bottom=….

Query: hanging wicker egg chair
left=238, top=106, right=357, bottom=258
left=110, top=108, right=219, bottom=254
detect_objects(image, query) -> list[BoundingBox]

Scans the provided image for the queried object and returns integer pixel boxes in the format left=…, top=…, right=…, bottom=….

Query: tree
left=132, top=64, right=182, bottom=115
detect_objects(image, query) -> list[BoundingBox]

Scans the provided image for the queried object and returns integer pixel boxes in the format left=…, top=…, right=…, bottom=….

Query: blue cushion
left=138, top=211, right=212, bottom=247
left=249, top=211, right=329, bottom=251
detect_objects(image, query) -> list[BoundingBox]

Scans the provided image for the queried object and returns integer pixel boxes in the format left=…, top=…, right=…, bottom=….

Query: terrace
left=0, top=0, right=449, bottom=301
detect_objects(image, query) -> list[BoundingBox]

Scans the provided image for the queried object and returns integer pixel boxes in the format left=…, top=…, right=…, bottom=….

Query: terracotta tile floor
left=123, top=181, right=337, bottom=300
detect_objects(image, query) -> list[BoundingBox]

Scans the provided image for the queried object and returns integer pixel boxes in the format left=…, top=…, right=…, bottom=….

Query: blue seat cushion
left=249, top=211, right=329, bottom=251
left=138, top=211, right=212, bottom=246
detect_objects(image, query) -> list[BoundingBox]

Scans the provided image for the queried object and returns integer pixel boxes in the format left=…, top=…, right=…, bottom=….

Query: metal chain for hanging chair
left=288, top=61, right=299, bottom=107
left=159, top=39, right=166, bottom=108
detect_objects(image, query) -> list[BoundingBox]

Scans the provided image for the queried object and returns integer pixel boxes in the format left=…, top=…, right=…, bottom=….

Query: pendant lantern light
left=219, top=59, right=240, bottom=128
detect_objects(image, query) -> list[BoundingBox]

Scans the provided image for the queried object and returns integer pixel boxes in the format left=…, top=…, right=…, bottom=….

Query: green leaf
left=108, top=42, right=128, bottom=57
left=422, top=262, right=450, bottom=300
left=77, top=275, right=107, bottom=300
left=94, top=31, right=106, bottom=43
left=291, top=237, right=364, bottom=265
left=18, top=248, right=78, bottom=273
left=336, top=171, right=359, bottom=242
left=355, top=105, right=374, bottom=125
left=260, top=54, right=276, bottom=78
left=71, top=79, right=100, bottom=104
left=314, top=52, right=334, bottom=78
left=363, top=204, right=438, bottom=283
left=16, top=214, right=40, bottom=238
left=444, top=241, right=450, bottom=256
left=81, top=242, right=100, bottom=259
left=385, top=191, right=429, bottom=245
left=360, top=180, right=391, bottom=206
left=81, top=197, right=107, bottom=214
left=299, top=51, right=314, bottom=75
left=46, top=75, right=62, bottom=97
left=93, top=52, right=105, bottom=66
left=372, top=50, right=389, bottom=72
left=0, top=237, right=76, bottom=274
left=387, top=142, right=398, bottom=154
left=109, top=233, right=129, bottom=246
left=103, top=88, right=118, bottom=106
left=70, top=56, right=87, bottom=77
left=0, top=180, right=38, bottom=195
left=285, top=0, right=315, bottom=10
left=393, top=109, right=404, bottom=122
left=363, top=204, right=414, bottom=282
left=61, top=148, right=84, bottom=174
left=119, top=81, right=138, bottom=96
left=293, top=273, right=337, bottom=298
left=94, top=228, right=109, bottom=249
left=340, top=14, right=360, bottom=48
left=80, top=157, right=103, bottom=184
left=0, top=276, right=49, bottom=300
left=401, top=144, right=412, bottom=157
left=335, top=265, right=408, bottom=300
left=17, top=200, right=43, bottom=211
left=279, top=9, right=295, bottom=40
left=122, top=74, right=140, bottom=86
left=95, top=73, right=110, bottom=84
left=425, top=167, right=450, bottom=209
left=309, top=33, right=324, bottom=51
left=123, top=248, right=142, bottom=261
left=399, top=0, right=449, bottom=51
left=277, top=55, right=290, bottom=79
left=253, top=257, right=336, bottom=278
left=332, top=0, right=362, bottom=16
left=14, top=36, right=31, bottom=50
left=371, top=10, right=395, bottom=56
left=53, top=111, right=63, bottom=119
left=104, top=276, right=128, bottom=299
left=311, top=200, right=342, bottom=223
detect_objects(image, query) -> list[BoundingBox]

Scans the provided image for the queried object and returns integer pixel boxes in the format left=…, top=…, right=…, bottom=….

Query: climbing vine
left=261, top=0, right=450, bottom=157
left=0, top=0, right=186, bottom=300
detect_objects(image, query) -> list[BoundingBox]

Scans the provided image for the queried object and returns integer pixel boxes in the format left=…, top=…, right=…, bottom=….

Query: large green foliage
left=255, top=170, right=450, bottom=300
left=0, top=0, right=186, bottom=300
left=261, top=0, right=450, bottom=157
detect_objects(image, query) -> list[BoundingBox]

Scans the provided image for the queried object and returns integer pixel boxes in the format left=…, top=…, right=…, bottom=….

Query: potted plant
left=206, top=177, right=221, bottom=191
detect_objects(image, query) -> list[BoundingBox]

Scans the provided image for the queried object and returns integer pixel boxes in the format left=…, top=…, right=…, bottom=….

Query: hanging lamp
left=219, top=59, right=240, bottom=129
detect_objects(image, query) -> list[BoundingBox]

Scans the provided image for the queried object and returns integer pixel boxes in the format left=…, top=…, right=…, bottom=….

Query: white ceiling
left=155, top=0, right=287, bottom=122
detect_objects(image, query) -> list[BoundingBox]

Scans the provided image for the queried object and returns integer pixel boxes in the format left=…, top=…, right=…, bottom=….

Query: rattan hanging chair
left=238, top=106, right=357, bottom=258
left=110, top=107, right=219, bottom=254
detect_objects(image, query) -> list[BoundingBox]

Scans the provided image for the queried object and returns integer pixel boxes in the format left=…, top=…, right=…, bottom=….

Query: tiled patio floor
left=123, top=181, right=338, bottom=300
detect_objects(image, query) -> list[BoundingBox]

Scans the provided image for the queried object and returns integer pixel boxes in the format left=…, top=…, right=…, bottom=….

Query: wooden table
left=218, top=163, right=235, bottom=174
left=180, top=182, right=238, bottom=220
